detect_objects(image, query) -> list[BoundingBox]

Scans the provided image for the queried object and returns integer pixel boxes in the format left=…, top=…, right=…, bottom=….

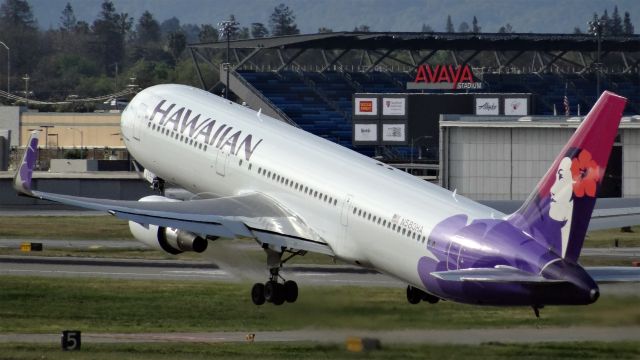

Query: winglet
left=13, top=131, right=39, bottom=196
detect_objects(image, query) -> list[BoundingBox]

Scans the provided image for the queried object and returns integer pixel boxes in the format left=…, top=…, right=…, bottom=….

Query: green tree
left=445, top=15, right=454, bottom=32
left=136, top=11, right=161, bottom=44
left=472, top=16, right=481, bottom=33
left=0, top=0, right=36, bottom=28
left=353, top=24, right=370, bottom=32
left=160, top=17, right=180, bottom=38
left=251, top=22, right=269, bottom=38
left=198, top=24, right=218, bottom=42
left=269, top=3, right=299, bottom=36
left=573, top=27, right=583, bottom=34
left=167, top=31, right=186, bottom=61
left=59, top=2, right=76, bottom=31
left=600, top=9, right=611, bottom=35
left=91, top=0, right=125, bottom=74
left=611, top=6, right=623, bottom=35
left=421, top=23, right=433, bottom=32
left=623, top=11, right=634, bottom=35
left=498, top=23, right=513, bottom=33
left=238, top=27, right=250, bottom=40
left=458, top=21, right=470, bottom=33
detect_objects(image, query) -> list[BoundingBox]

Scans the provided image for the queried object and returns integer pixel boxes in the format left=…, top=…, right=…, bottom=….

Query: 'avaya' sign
left=407, top=64, right=483, bottom=90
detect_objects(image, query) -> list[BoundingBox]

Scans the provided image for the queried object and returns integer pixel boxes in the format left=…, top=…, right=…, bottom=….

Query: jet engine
left=128, top=195, right=208, bottom=254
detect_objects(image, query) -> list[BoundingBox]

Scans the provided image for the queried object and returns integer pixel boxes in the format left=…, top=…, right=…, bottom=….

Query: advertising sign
left=382, top=123, right=406, bottom=142
left=354, top=97, right=378, bottom=116
left=353, top=123, right=378, bottom=142
left=475, top=98, right=500, bottom=115
left=504, top=98, right=529, bottom=116
left=407, top=64, right=483, bottom=90
left=382, top=97, right=406, bottom=117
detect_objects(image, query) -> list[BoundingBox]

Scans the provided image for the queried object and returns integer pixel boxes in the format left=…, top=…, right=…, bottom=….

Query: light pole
left=588, top=19, right=606, bottom=99
left=68, top=127, right=84, bottom=158
left=22, top=74, right=30, bottom=107
left=218, top=19, right=238, bottom=99
left=39, top=125, right=53, bottom=149
left=0, top=41, right=8, bottom=94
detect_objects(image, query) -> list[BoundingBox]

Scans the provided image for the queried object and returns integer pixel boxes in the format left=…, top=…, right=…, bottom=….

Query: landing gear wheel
left=406, top=286, right=422, bottom=304
left=422, top=293, right=440, bottom=304
left=264, top=281, right=285, bottom=305
left=251, top=283, right=265, bottom=305
left=284, top=280, right=298, bottom=303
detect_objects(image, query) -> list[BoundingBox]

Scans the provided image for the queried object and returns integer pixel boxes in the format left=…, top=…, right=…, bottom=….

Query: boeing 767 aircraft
left=13, top=85, right=640, bottom=313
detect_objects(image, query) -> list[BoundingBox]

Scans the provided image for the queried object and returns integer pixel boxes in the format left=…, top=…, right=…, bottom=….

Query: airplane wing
left=14, top=132, right=334, bottom=256
left=480, top=199, right=640, bottom=231
left=430, top=266, right=566, bottom=284
left=585, top=267, right=640, bottom=283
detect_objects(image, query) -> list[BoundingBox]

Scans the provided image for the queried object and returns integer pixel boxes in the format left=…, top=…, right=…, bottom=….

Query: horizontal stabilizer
left=431, top=266, right=566, bottom=284
left=586, top=267, right=640, bottom=283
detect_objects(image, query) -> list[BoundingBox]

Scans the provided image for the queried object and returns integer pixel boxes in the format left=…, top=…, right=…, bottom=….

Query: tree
left=445, top=15, right=454, bottom=32
left=600, top=9, right=611, bottom=35
left=0, top=0, right=36, bottom=28
left=136, top=11, right=161, bottom=43
left=611, top=6, right=623, bottom=35
left=421, top=23, right=433, bottom=32
left=59, top=2, right=76, bottom=31
left=623, top=11, right=634, bottom=35
left=116, top=12, right=133, bottom=41
left=238, top=27, right=250, bottom=40
left=353, top=24, right=370, bottom=32
left=91, top=0, right=125, bottom=74
left=472, top=16, right=481, bottom=33
left=573, top=27, right=583, bottom=34
left=458, top=21, right=470, bottom=33
left=318, top=27, right=333, bottom=33
left=251, top=22, right=269, bottom=38
left=167, top=31, right=186, bottom=61
left=225, top=14, right=240, bottom=39
left=198, top=24, right=218, bottom=42
left=498, top=23, right=513, bottom=33
left=160, top=17, right=181, bottom=38
left=269, top=3, right=299, bottom=36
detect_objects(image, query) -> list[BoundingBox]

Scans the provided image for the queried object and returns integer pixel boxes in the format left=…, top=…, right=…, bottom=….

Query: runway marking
left=0, top=269, right=230, bottom=278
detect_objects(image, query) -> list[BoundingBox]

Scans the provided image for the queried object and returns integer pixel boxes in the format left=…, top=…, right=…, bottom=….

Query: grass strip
left=0, top=341, right=639, bottom=360
left=0, top=276, right=638, bottom=333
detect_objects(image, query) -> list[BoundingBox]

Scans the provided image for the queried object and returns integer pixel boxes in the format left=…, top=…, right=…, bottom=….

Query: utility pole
left=22, top=74, right=30, bottom=107
left=0, top=41, right=9, bottom=94
left=588, top=19, right=607, bottom=99
left=218, top=19, right=239, bottom=99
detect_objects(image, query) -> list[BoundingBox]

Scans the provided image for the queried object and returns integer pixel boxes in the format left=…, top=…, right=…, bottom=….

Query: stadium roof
left=190, top=32, right=640, bottom=52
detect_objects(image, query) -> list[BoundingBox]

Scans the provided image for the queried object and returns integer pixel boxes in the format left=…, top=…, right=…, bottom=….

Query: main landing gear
left=251, top=248, right=300, bottom=306
left=406, top=285, right=440, bottom=304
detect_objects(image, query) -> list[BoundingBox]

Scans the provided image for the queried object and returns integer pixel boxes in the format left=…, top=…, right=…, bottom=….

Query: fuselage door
left=134, top=103, right=147, bottom=141
left=216, top=150, right=228, bottom=176
left=340, top=195, right=353, bottom=226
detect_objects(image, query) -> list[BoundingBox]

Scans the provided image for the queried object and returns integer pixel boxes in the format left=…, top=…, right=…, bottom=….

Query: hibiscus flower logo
left=570, top=150, right=600, bottom=197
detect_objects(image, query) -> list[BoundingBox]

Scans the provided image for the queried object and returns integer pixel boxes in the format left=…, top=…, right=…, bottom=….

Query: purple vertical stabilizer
left=508, top=92, right=627, bottom=262
left=13, top=131, right=39, bottom=195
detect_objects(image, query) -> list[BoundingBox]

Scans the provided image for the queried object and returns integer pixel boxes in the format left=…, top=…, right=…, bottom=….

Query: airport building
left=439, top=115, right=640, bottom=200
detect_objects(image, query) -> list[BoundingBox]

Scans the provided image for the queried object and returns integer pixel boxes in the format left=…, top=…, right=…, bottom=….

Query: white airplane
left=14, top=85, right=640, bottom=311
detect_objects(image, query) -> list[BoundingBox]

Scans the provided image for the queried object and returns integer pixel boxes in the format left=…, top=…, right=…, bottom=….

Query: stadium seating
left=238, top=70, right=639, bottom=159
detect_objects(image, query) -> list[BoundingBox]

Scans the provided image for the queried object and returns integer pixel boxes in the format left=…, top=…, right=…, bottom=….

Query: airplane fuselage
left=119, top=84, right=597, bottom=306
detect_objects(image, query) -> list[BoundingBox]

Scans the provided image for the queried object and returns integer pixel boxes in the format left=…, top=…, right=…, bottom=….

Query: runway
left=2, top=326, right=640, bottom=345
left=0, top=255, right=400, bottom=287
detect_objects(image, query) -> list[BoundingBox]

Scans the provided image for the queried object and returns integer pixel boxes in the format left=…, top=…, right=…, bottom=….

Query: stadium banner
left=382, top=122, right=407, bottom=144
left=354, top=97, right=379, bottom=116
left=382, top=96, right=407, bottom=117
left=407, top=64, right=483, bottom=90
left=353, top=122, right=379, bottom=144
left=504, top=98, right=529, bottom=115
left=475, top=97, right=500, bottom=115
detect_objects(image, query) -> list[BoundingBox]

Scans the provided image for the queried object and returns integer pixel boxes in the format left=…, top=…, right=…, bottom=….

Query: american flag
left=563, top=95, right=570, bottom=116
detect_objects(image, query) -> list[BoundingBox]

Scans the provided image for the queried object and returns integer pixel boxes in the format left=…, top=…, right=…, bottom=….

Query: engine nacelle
left=128, top=195, right=208, bottom=254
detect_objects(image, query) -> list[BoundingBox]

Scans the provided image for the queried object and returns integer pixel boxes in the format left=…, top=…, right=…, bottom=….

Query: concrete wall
left=0, top=106, right=20, bottom=145
left=0, top=172, right=155, bottom=208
